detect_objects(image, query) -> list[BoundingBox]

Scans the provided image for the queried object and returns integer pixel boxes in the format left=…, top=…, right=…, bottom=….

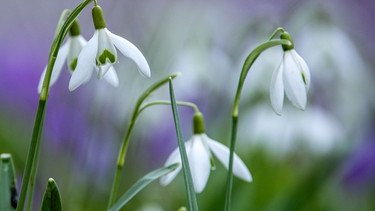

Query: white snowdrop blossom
left=270, top=31, right=310, bottom=115
left=160, top=112, right=252, bottom=193
left=38, top=20, right=98, bottom=93
left=68, top=5, right=150, bottom=91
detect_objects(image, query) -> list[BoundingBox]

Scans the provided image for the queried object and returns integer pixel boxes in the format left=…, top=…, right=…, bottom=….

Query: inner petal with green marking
left=97, top=49, right=116, bottom=65
left=70, top=58, right=78, bottom=71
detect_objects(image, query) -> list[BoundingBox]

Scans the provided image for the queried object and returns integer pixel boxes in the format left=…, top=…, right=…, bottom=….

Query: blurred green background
left=1, top=0, right=375, bottom=210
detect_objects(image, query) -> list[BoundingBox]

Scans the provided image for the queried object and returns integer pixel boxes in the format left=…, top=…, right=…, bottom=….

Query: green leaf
left=108, top=163, right=179, bottom=211
left=0, top=154, right=18, bottom=211
left=168, top=79, right=199, bottom=211
left=41, top=178, right=62, bottom=211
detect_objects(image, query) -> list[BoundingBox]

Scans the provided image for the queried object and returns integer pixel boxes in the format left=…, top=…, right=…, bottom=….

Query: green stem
left=26, top=125, right=43, bottom=211
left=41, top=0, right=93, bottom=100
left=16, top=100, right=46, bottom=211
left=138, top=100, right=199, bottom=115
left=107, top=73, right=180, bottom=209
left=224, top=116, right=238, bottom=211
left=268, top=27, right=285, bottom=40
left=224, top=38, right=292, bottom=211
left=16, top=1, right=93, bottom=210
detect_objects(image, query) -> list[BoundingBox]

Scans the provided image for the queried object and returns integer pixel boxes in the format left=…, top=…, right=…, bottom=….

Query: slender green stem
left=41, top=0, right=92, bottom=100
left=53, top=10, right=71, bottom=39
left=224, top=116, right=238, bottom=211
left=26, top=124, right=43, bottom=211
left=224, top=38, right=292, bottom=211
left=16, top=100, right=46, bottom=211
left=168, top=79, right=199, bottom=211
left=17, top=1, right=93, bottom=210
left=107, top=73, right=180, bottom=209
left=268, top=27, right=285, bottom=40
left=138, top=100, right=199, bottom=115
left=232, top=39, right=291, bottom=117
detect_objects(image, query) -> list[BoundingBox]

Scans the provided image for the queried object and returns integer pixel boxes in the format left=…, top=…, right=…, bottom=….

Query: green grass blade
left=108, top=163, right=179, bottom=211
left=168, top=79, right=199, bottom=211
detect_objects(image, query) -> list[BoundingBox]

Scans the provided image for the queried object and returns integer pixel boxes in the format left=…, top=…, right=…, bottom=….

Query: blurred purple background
left=1, top=0, right=375, bottom=210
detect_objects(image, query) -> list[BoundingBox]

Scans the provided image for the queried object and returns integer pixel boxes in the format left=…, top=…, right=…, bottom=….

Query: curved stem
left=138, top=100, right=199, bottom=115
left=268, top=27, right=285, bottom=40
left=107, top=73, right=180, bottom=208
left=16, top=1, right=93, bottom=210
left=232, top=39, right=291, bottom=117
left=225, top=38, right=291, bottom=211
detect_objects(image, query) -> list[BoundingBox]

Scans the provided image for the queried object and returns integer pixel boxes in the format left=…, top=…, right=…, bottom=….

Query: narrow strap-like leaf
left=0, top=154, right=18, bottom=211
left=168, top=79, right=199, bottom=211
left=108, top=163, right=179, bottom=211
left=41, top=178, right=62, bottom=211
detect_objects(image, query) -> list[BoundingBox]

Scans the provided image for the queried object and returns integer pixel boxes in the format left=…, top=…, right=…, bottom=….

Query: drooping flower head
left=38, top=20, right=87, bottom=93
left=270, top=31, right=311, bottom=115
left=68, top=5, right=151, bottom=91
left=160, top=112, right=252, bottom=193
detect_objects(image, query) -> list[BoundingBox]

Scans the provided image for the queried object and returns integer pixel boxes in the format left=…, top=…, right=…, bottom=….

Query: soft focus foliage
left=1, top=0, right=375, bottom=210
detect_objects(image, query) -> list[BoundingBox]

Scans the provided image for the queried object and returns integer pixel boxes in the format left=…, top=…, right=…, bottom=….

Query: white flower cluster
left=38, top=5, right=150, bottom=93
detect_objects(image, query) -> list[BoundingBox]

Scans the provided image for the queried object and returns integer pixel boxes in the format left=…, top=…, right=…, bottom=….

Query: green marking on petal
left=70, top=58, right=78, bottom=71
left=210, top=156, right=216, bottom=170
left=98, top=49, right=116, bottom=65
left=301, top=73, right=307, bottom=85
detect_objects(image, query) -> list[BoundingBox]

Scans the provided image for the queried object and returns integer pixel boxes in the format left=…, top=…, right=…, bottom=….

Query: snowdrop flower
left=69, top=5, right=150, bottom=91
left=160, top=112, right=252, bottom=193
left=38, top=20, right=91, bottom=93
left=270, top=31, right=310, bottom=115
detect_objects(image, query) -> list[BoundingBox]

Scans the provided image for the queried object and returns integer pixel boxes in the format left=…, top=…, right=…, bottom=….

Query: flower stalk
left=16, top=1, right=93, bottom=210
left=225, top=28, right=292, bottom=211
left=107, top=73, right=180, bottom=208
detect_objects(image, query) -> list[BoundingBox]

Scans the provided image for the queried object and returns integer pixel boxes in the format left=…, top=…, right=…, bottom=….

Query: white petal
left=107, top=29, right=151, bottom=78
left=96, top=29, right=117, bottom=80
left=160, top=140, right=194, bottom=186
left=97, top=63, right=112, bottom=79
left=160, top=146, right=183, bottom=186
left=38, top=41, right=69, bottom=93
left=189, top=135, right=211, bottom=193
left=67, top=35, right=87, bottom=71
left=270, top=61, right=285, bottom=115
left=37, top=68, right=47, bottom=93
left=102, top=66, right=119, bottom=87
left=206, top=136, right=252, bottom=182
left=291, top=50, right=310, bottom=91
left=69, top=32, right=98, bottom=91
left=283, top=50, right=307, bottom=110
